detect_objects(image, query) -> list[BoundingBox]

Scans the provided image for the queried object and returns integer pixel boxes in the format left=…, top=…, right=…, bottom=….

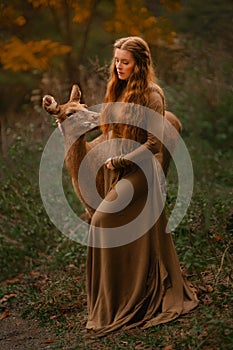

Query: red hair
left=101, top=36, right=159, bottom=139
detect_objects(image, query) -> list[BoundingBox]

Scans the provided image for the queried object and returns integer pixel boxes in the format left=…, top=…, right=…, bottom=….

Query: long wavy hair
left=101, top=36, right=162, bottom=141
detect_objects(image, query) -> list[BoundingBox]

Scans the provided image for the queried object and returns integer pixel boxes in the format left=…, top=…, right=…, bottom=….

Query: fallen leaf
left=30, top=271, right=41, bottom=277
left=198, top=284, right=214, bottom=294
left=164, top=345, right=173, bottom=350
left=0, top=309, right=10, bottom=320
left=198, top=285, right=207, bottom=292
left=67, top=263, right=76, bottom=268
left=50, top=315, right=59, bottom=319
left=206, top=284, right=214, bottom=292
left=213, top=235, right=222, bottom=242
left=203, top=295, right=212, bottom=304
left=0, top=293, right=17, bottom=303
left=120, top=341, right=128, bottom=345
left=135, top=344, right=145, bottom=349
left=3, top=274, right=23, bottom=285
left=42, top=339, right=55, bottom=343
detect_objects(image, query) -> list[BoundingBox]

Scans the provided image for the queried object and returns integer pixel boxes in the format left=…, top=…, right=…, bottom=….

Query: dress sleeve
left=111, top=88, right=165, bottom=169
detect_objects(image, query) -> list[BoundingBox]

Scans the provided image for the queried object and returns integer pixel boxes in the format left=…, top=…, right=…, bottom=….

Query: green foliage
left=163, top=36, right=233, bottom=279
left=0, top=135, right=83, bottom=281
left=170, top=0, right=233, bottom=46
left=0, top=143, right=52, bottom=280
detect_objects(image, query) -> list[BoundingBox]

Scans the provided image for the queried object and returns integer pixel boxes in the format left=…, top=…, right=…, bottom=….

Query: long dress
left=86, top=83, right=198, bottom=335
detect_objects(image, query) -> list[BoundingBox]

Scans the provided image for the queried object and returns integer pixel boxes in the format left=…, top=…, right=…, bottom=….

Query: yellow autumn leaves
left=0, top=0, right=181, bottom=72
left=0, top=38, right=71, bottom=71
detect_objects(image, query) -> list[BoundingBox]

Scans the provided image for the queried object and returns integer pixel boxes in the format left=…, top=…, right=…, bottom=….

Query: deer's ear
left=70, top=84, right=81, bottom=102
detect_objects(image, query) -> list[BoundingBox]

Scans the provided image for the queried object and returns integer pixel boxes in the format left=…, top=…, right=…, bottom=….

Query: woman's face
left=114, top=48, right=136, bottom=80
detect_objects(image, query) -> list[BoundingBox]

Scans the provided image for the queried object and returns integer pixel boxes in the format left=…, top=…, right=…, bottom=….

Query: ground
left=0, top=310, right=59, bottom=350
left=0, top=264, right=232, bottom=350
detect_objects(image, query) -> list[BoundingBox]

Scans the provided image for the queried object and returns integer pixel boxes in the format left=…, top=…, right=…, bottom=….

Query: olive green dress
left=86, top=83, right=198, bottom=335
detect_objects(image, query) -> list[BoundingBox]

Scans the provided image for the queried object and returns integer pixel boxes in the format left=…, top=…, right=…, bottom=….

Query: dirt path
left=0, top=309, right=61, bottom=350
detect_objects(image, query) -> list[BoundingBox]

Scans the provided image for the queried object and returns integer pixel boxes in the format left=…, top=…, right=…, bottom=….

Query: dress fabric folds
left=86, top=168, right=198, bottom=335
left=86, top=84, right=198, bottom=335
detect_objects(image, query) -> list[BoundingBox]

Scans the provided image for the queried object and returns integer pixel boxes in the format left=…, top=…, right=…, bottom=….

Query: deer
left=42, top=84, right=182, bottom=221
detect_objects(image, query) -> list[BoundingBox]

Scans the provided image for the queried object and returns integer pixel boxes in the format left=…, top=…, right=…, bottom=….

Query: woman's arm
left=109, top=88, right=164, bottom=169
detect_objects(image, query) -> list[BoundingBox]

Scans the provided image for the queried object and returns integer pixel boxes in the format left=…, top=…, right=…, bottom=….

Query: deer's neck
left=65, top=135, right=89, bottom=178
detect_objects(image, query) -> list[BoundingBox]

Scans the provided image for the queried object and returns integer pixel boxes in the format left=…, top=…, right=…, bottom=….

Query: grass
left=0, top=126, right=232, bottom=349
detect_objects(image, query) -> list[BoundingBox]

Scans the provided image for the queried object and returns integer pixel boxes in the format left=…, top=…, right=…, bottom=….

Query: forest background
left=0, top=1, right=232, bottom=349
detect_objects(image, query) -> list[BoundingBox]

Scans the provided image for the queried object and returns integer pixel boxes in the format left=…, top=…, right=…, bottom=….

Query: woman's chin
left=118, top=74, right=126, bottom=80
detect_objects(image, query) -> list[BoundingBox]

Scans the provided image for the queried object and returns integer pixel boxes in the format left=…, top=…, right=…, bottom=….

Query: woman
left=86, top=36, right=198, bottom=335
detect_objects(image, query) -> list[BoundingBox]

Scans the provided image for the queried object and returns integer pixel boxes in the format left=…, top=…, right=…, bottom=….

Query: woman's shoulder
left=147, top=82, right=165, bottom=115
left=148, top=82, right=165, bottom=99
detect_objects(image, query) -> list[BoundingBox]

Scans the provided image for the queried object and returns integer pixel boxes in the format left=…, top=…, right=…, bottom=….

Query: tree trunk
left=0, top=115, right=8, bottom=158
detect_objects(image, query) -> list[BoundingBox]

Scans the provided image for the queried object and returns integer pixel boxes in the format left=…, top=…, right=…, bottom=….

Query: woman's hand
left=105, top=158, right=115, bottom=170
